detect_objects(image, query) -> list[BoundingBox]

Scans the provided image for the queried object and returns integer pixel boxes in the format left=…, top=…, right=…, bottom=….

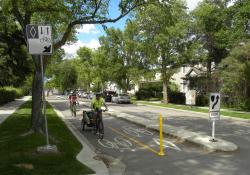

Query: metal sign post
left=26, top=24, right=57, bottom=153
left=40, top=55, right=49, bottom=146
left=209, top=93, right=221, bottom=142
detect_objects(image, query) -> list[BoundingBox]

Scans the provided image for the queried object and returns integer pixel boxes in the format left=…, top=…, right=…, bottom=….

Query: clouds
left=76, top=24, right=100, bottom=34
left=186, top=0, right=202, bottom=11
left=62, top=24, right=101, bottom=58
left=62, top=39, right=100, bottom=58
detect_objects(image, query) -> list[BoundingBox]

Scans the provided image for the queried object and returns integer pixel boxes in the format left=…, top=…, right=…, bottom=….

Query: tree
left=219, top=41, right=250, bottom=110
left=192, top=0, right=232, bottom=92
left=47, top=60, right=78, bottom=93
left=1, top=0, right=148, bottom=133
left=91, top=49, right=111, bottom=92
left=0, top=7, right=32, bottom=87
left=134, top=0, right=195, bottom=103
left=75, top=47, right=94, bottom=91
left=226, top=0, right=250, bottom=43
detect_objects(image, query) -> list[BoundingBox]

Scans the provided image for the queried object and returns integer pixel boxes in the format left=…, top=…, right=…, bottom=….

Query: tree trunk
left=31, top=55, right=44, bottom=133
left=162, top=77, right=168, bottom=104
left=161, top=55, right=169, bottom=104
left=125, top=78, right=130, bottom=93
left=206, top=60, right=212, bottom=93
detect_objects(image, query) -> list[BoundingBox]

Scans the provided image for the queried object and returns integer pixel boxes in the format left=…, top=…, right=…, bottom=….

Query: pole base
left=37, top=145, right=58, bottom=154
left=209, top=138, right=218, bottom=142
left=158, top=152, right=165, bottom=156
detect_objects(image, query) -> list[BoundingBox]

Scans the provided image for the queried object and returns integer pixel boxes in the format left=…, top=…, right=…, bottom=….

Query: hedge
left=135, top=82, right=186, bottom=104
left=0, top=87, right=28, bottom=105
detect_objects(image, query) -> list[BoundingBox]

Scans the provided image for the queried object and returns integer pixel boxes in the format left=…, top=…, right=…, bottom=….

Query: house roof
left=184, top=67, right=206, bottom=78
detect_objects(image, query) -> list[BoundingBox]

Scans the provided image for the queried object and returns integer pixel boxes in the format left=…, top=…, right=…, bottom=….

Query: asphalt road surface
left=49, top=96, right=250, bottom=175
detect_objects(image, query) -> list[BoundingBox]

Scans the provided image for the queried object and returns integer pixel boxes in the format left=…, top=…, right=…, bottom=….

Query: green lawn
left=138, top=101, right=250, bottom=119
left=0, top=101, right=94, bottom=175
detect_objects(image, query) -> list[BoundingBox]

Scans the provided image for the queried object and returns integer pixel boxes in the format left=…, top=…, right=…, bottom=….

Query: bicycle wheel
left=81, top=119, right=85, bottom=131
left=72, top=104, right=76, bottom=117
left=98, top=119, right=104, bottom=139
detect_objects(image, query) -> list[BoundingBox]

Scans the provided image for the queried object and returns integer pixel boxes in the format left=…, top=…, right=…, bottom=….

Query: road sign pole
left=210, top=120, right=218, bottom=142
left=40, top=55, right=49, bottom=146
left=212, top=120, right=215, bottom=139
left=27, top=24, right=57, bottom=153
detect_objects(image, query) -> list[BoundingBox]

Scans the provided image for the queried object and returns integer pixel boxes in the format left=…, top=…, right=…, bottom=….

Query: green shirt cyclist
left=91, top=93, right=108, bottom=111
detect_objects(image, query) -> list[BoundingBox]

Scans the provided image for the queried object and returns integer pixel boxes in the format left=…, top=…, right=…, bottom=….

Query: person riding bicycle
left=68, top=90, right=78, bottom=116
left=91, top=93, right=108, bottom=134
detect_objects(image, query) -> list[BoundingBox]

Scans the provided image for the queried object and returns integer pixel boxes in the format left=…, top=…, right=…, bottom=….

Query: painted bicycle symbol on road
left=98, top=137, right=133, bottom=152
left=122, top=126, right=154, bottom=137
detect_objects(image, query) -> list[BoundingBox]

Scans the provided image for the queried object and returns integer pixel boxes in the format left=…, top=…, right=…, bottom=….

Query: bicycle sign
left=26, top=24, right=53, bottom=55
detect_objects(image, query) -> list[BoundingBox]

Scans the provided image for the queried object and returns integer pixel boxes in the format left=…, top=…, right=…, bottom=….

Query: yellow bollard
left=158, top=113, right=165, bottom=156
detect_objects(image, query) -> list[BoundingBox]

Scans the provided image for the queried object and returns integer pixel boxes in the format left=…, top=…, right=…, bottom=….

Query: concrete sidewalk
left=0, top=96, right=31, bottom=124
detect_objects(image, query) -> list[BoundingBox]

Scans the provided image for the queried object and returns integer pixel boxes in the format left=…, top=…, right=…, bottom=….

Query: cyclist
left=68, top=90, right=78, bottom=116
left=91, top=93, right=108, bottom=134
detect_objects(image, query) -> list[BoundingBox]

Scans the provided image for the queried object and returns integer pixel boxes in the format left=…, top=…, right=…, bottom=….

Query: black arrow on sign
left=41, top=27, right=43, bottom=35
left=47, top=27, right=49, bottom=35
left=212, top=95, right=219, bottom=109
left=43, top=45, right=51, bottom=53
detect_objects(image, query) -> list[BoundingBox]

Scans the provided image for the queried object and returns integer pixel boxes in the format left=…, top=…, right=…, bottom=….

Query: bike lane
left=46, top=96, right=245, bottom=175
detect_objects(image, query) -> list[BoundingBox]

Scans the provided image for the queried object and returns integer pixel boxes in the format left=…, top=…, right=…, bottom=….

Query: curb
left=107, top=111, right=238, bottom=152
left=50, top=99, right=126, bottom=175
left=79, top=100, right=238, bottom=152
left=49, top=102, right=109, bottom=175
left=136, top=103, right=250, bottom=123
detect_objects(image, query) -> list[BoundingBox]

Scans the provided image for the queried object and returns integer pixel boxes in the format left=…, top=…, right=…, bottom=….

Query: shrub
left=168, top=91, right=186, bottom=104
left=196, top=94, right=209, bottom=106
left=135, top=82, right=163, bottom=100
left=135, top=82, right=186, bottom=104
left=0, top=87, right=27, bottom=105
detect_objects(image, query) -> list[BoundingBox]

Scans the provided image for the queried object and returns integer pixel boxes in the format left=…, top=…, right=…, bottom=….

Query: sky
left=62, top=0, right=202, bottom=58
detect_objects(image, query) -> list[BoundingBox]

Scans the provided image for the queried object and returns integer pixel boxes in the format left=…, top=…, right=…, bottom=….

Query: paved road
left=49, top=96, right=250, bottom=175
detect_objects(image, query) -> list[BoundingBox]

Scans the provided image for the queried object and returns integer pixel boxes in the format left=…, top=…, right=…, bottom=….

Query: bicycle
left=95, top=109, right=107, bottom=139
left=70, top=102, right=77, bottom=117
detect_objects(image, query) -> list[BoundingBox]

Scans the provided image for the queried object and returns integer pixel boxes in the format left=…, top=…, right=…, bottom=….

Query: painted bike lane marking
left=108, top=126, right=159, bottom=155
left=98, top=137, right=133, bottom=152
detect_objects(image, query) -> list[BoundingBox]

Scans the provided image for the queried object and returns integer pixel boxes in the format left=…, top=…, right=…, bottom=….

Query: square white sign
left=26, top=25, right=52, bottom=55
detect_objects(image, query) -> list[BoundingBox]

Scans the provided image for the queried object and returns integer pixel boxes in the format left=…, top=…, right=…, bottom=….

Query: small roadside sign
left=209, top=111, right=220, bottom=121
left=26, top=24, right=52, bottom=55
left=209, top=93, right=220, bottom=121
left=209, top=93, right=221, bottom=142
left=209, top=93, right=220, bottom=112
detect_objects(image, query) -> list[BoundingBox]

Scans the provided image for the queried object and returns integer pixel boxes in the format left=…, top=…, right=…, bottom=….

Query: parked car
left=103, top=91, right=116, bottom=102
left=112, top=94, right=131, bottom=104
left=78, top=90, right=84, bottom=98
left=87, top=93, right=94, bottom=99
left=82, top=92, right=88, bottom=98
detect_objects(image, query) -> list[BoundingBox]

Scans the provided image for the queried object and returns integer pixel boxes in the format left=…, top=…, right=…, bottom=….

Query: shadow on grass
left=0, top=101, right=94, bottom=175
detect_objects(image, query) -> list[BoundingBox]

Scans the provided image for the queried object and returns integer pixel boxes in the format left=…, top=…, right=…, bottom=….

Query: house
left=106, top=64, right=207, bottom=97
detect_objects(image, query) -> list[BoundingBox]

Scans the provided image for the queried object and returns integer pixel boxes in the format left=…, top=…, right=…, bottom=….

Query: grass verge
left=0, top=101, right=94, bottom=175
left=138, top=101, right=250, bottom=119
